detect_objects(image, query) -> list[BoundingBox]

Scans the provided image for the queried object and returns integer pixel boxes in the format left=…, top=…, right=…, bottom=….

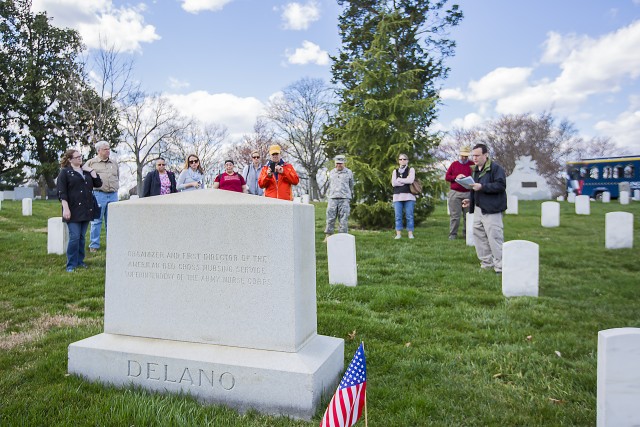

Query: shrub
left=352, top=196, right=436, bottom=229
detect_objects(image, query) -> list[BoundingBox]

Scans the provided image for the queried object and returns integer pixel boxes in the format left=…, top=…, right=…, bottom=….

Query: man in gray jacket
left=324, top=155, right=354, bottom=242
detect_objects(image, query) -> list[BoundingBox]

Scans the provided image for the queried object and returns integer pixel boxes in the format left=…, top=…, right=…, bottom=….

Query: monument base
left=68, top=333, right=344, bottom=420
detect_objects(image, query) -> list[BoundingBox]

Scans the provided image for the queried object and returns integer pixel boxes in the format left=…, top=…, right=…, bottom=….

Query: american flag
left=320, top=342, right=367, bottom=427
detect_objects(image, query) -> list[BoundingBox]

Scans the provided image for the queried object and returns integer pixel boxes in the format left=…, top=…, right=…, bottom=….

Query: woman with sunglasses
left=391, top=153, right=416, bottom=239
left=142, top=158, right=177, bottom=197
left=177, top=154, right=205, bottom=192
left=241, top=150, right=264, bottom=196
left=56, top=149, right=102, bottom=272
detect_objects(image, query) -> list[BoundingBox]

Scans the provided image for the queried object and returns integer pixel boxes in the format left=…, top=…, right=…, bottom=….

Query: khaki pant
left=448, top=190, right=469, bottom=238
left=473, top=208, right=504, bottom=272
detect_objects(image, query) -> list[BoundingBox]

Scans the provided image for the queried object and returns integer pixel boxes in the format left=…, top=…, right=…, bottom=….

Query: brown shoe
left=89, top=248, right=98, bottom=253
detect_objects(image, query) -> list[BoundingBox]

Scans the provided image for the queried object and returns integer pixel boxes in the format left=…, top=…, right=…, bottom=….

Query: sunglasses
left=189, top=159, right=199, bottom=164
left=156, top=163, right=166, bottom=166
left=399, top=158, right=408, bottom=161
left=252, top=156, right=260, bottom=159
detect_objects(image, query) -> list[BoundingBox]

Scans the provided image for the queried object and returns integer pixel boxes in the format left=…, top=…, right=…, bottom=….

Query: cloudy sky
left=32, top=0, right=640, bottom=152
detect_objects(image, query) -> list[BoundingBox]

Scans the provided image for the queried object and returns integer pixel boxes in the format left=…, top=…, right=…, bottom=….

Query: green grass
left=1, top=198, right=639, bottom=426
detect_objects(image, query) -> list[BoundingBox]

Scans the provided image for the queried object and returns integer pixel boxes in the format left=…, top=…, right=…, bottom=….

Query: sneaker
left=394, top=234, right=401, bottom=240
left=408, top=234, right=415, bottom=239
left=89, top=248, right=98, bottom=253
left=495, top=271, right=502, bottom=275
left=448, top=235, right=456, bottom=240
left=323, top=235, right=329, bottom=243
left=66, top=267, right=75, bottom=273
left=78, top=263, right=88, bottom=269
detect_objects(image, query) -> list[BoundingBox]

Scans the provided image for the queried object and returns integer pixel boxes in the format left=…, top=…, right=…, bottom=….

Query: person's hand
left=462, top=199, right=470, bottom=208
left=275, top=165, right=284, bottom=174
left=456, top=173, right=466, bottom=179
left=62, top=207, right=71, bottom=220
left=267, top=169, right=273, bottom=177
left=192, top=181, right=200, bottom=188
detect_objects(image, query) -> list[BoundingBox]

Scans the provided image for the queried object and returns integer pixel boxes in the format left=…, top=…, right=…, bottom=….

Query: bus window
left=590, top=166, right=599, bottom=179
left=624, top=164, right=634, bottom=178
left=568, top=167, right=581, bottom=180
left=603, top=166, right=612, bottom=179
left=613, top=165, right=623, bottom=179
left=580, top=167, right=588, bottom=178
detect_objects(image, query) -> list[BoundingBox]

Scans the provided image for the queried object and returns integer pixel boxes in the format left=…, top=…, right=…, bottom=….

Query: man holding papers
left=462, top=144, right=507, bottom=275
left=445, top=146, right=474, bottom=240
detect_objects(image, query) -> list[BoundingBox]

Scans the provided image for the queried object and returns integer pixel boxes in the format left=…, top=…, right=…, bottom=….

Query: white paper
left=455, top=176, right=475, bottom=190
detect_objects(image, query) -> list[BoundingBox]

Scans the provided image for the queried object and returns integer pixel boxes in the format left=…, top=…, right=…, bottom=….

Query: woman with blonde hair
left=391, top=153, right=416, bottom=239
left=177, top=154, right=205, bottom=191
left=56, top=149, right=102, bottom=272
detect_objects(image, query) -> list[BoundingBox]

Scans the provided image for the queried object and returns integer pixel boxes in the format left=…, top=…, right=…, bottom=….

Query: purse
left=410, top=178, right=423, bottom=195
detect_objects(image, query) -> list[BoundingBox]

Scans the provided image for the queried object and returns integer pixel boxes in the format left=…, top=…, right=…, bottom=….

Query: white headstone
left=633, top=189, right=640, bottom=201
left=620, top=191, right=630, bottom=205
left=22, top=198, right=32, bottom=216
left=575, top=195, right=590, bottom=215
left=327, top=233, right=357, bottom=286
left=597, top=328, right=640, bottom=427
left=502, top=240, right=538, bottom=297
left=446, top=198, right=450, bottom=215
left=567, top=192, right=576, bottom=203
left=301, top=194, right=310, bottom=204
left=67, top=191, right=344, bottom=420
left=129, top=195, right=139, bottom=200
left=601, top=191, right=610, bottom=203
left=0, top=192, right=4, bottom=201
left=0, top=200, right=2, bottom=210
left=47, top=217, right=69, bottom=255
left=541, top=201, right=560, bottom=228
left=293, top=196, right=302, bottom=203
left=505, top=195, right=518, bottom=215
left=466, top=212, right=474, bottom=246
left=556, top=195, right=564, bottom=202
left=605, top=212, right=634, bottom=249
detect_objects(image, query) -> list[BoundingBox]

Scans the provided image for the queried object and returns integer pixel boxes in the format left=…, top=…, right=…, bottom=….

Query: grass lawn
left=1, top=197, right=639, bottom=426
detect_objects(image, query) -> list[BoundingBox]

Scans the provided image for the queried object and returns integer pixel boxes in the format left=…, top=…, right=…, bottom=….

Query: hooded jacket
left=258, top=161, right=299, bottom=200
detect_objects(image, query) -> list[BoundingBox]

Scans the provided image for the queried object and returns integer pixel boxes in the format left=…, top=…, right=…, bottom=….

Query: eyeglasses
left=252, top=156, right=260, bottom=159
left=271, top=153, right=280, bottom=156
left=156, top=163, right=166, bottom=166
left=398, top=158, right=408, bottom=161
left=189, top=159, right=199, bottom=164
left=72, top=155, right=82, bottom=160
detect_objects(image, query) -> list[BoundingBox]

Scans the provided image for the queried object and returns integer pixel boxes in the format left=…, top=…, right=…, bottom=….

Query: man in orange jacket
left=258, top=144, right=300, bottom=200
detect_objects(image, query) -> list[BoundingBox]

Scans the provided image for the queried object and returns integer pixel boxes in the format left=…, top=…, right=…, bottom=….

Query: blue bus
left=566, top=155, right=640, bottom=199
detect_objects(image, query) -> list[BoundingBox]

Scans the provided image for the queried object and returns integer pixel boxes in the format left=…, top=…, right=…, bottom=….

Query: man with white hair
left=85, top=140, right=119, bottom=252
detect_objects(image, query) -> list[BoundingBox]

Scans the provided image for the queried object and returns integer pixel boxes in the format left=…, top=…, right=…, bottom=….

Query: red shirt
left=445, top=160, right=474, bottom=192
left=215, top=172, right=246, bottom=192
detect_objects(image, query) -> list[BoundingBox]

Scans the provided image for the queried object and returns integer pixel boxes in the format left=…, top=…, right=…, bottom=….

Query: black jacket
left=142, top=170, right=177, bottom=197
left=56, top=167, right=103, bottom=222
left=469, top=158, right=507, bottom=214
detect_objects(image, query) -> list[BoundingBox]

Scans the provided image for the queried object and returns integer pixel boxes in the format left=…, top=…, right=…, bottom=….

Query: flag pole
left=363, top=341, right=368, bottom=427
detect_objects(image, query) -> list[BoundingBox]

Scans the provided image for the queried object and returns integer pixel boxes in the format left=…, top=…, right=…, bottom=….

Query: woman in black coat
left=142, top=158, right=178, bottom=197
left=56, top=149, right=103, bottom=272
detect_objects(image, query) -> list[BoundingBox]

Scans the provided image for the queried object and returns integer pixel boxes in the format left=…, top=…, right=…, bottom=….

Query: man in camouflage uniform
left=324, top=155, right=355, bottom=242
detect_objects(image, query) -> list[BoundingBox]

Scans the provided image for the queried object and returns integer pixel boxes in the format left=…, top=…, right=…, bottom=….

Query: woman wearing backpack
left=391, top=153, right=416, bottom=239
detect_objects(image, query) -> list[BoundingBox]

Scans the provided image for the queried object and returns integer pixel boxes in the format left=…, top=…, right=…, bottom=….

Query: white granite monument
left=575, top=195, right=590, bottom=215
left=541, top=201, right=560, bottom=228
left=68, top=190, right=344, bottom=420
left=605, top=212, right=634, bottom=249
left=505, top=156, right=552, bottom=200
left=597, top=328, right=640, bottom=427
left=327, top=233, right=357, bottom=287
left=22, top=198, right=32, bottom=216
left=466, top=212, right=474, bottom=247
left=502, top=240, right=539, bottom=297
left=505, top=195, right=518, bottom=215
left=619, top=191, right=630, bottom=205
left=47, top=217, right=69, bottom=255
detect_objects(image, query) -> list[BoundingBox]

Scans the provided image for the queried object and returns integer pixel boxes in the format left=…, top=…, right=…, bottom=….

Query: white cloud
left=168, top=77, right=190, bottom=90
left=164, top=91, right=265, bottom=138
left=439, top=88, right=465, bottom=101
left=31, top=0, right=159, bottom=53
left=285, top=40, right=329, bottom=65
left=280, top=1, right=321, bottom=30
left=450, top=113, right=484, bottom=130
left=594, top=109, right=640, bottom=152
left=181, top=0, right=233, bottom=14
left=467, top=67, right=532, bottom=103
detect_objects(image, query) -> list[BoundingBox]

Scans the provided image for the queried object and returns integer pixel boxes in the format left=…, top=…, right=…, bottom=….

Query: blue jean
left=67, top=221, right=89, bottom=269
left=394, top=200, right=415, bottom=231
left=90, top=191, right=117, bottom=249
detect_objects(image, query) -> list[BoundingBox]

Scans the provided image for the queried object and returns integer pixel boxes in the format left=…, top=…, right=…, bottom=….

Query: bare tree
left=223, top=118, right=280, bottom=171
left=265, top=78, right=334, bottom=199
left=572, top=135, right=628, bottom=160
left=120, top=91, right=189, bottom=192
